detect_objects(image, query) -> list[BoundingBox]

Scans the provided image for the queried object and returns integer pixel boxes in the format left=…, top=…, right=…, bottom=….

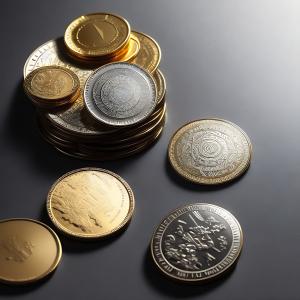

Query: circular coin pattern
left=0, top=219, right=62, bottom=284
left=84, top=62, right=157, bottom=127
left=47, top=168, right=135, bottom=238
left=168, top=119, right=252, bottom=184
left=64, top=13, right=131, bottom=59
left=151, top=203, right=243, bottom=282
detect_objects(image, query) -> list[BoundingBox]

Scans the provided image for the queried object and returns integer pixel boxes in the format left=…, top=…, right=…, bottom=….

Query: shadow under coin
left=143, top=247, right=235, bottom=298
left=165, top=153, right=249, bottom=192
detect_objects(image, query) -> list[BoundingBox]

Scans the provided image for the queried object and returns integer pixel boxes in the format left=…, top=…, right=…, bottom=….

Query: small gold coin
left=47, top=168, right=135, bottom=238
left=64, top=13, right=131, bottom=59
left=24, top=66, right=80, bottom=100
left=168, top=119, right=252, bottom=184
left=131, top=31, right=161, bottom=73
left=0, top=218, right=62, bottom=285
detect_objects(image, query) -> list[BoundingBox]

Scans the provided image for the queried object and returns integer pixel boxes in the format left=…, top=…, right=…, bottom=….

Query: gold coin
left=0, top=218, right=62, bottom=284
left=168, top=119, right=252, bottom=184
left=130, top=31, right=161, bottom=73
left=64, top=13, right=131, bottom=59
left=47, top=168, right=135, bottom=238
left=24, top=66, right=80, bottom=101
left=153, top=69, right=166, bottom=105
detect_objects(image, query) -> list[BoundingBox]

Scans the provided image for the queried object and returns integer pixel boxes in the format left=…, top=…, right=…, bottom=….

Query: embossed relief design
left=162, top=210, right=232, bottom=271
left=1, top=236, right=34, bottom=262
left=51, top=172, right=120, bottom=233
left=176, top=125, right=244, bottom=177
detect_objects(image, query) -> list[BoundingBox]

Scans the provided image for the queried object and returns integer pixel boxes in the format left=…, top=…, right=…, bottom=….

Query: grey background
left=0, top=0, right=299, bottom=299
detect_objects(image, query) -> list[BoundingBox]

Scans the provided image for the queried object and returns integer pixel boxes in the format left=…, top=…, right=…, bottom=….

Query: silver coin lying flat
left=84, top=62, right=157, bottom=127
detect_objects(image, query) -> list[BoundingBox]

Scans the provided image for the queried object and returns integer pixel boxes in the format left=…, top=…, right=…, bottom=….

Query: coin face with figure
left=151, top=203, right=243, bottom=282
left=84, top=62, right=157, bottom=127
left=47, top=168, right=135, bottom=238
left=0, top=219, right=62, bottom=284
left=64, top=13, right=130, bottom=59
left=168, top=119, right=252, bottom=184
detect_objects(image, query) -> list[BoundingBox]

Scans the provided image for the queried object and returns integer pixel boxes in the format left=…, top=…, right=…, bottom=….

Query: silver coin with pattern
left=151, top=203, right=243, bottom=282
left=84, top=62, right=157, bottom=127
left=168, top=118, right=252, bottom=184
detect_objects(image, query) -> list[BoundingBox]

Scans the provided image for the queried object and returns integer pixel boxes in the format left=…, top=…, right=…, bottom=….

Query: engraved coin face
left=151, top=203, right=243, bottom=282
left=0, top=219, right=62, bottom=284
left=24, top=66, right=79, bottom=100
left=47, top=168, right=135, bottom=238
left=64, top=13, right=130, bottom=58
left=168, top=119, right=252, bottom=184
left=131, top=31, right=161, bottom=73
left=84, top=62, right=157, bottom=126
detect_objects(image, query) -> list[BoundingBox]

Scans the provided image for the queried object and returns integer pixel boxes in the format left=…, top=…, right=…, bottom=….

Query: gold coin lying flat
left=131, top=31, right=161, bottom=73
left=0, top=218, right=62, bottom=285
left=47, top=168, right=135, bottom=238
left=24, top=66, right=80, bottom=101
left=153, top=69, right=166, bottom=105
left=168, top=119, right=252, bottom=184
left=64, top=13, right=131, bottom=59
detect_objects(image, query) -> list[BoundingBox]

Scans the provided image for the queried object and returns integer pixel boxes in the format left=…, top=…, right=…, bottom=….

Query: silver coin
left=84, top=62, right=157, bottom=127
left=151, top=203, right=243, bottom=282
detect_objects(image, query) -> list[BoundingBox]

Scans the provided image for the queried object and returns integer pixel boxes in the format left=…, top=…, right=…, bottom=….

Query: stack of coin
left=23, top=12, right=165, bottom=160
left=23, top=66, right=80, bottom=109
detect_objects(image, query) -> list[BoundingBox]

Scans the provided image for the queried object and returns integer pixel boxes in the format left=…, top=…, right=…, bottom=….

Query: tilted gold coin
left=131, top=31, right=161, bottom=73
left=0, top=219, right=62, bottom=284
left=47, top=168, right=135, bottom=238
left=64, top=13, right=131, bottom=59
left=24, top=66, right=80, bottom=101
left=153, top=69, right=166, bottom=105
left=168, top=119, right=252, bottom=184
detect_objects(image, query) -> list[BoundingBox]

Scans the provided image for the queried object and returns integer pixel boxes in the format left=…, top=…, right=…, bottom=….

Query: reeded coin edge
left=150, top=203, right=243, bottom=282
left=46, top=167, right=135, bottom=239
left=84, top=62, right=157, bottom=127
left=168, top=118, right=253, bottom=185
left=0, top=218, right=62, bottom=285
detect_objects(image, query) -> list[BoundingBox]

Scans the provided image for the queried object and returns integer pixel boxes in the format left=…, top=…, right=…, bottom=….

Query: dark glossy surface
left=0, top=1, right=299, bottom=299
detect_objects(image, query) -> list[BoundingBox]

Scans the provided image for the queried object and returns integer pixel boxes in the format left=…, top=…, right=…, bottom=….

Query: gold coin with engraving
left=168, top=119, right=252, bottom=184
left=47, top=168, right=135, bottom=238
left=0, top=218, right=62, bottom=284
left=64, top=13, right=131, bottom=59
left=131, top=31, right=161, bottom=73
left=24, top=65, right=80, bottom=101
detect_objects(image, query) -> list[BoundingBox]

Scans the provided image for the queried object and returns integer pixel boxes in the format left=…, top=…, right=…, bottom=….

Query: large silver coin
left=151, top=203, right=243, bottom=282
left=84, top=62, right=157, bottom=127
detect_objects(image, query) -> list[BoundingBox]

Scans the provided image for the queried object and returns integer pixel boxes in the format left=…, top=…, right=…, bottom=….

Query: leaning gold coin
left=130, top=31, right=161, bottom=73
left=168, top=119, right=252, bottom=184
left=64, top=13, right=131, bottom=59
left=47, top=168, right=135, bottom=238
left=24, top=66, right=80, bottom=100
left=0, top=218, right=62, bottom=285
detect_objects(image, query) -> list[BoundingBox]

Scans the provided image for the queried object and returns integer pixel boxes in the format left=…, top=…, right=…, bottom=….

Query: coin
left=151, top=203, right=243, bottom=282
left=168, top=119, right=252, bottom=184
left=24, top=66, right=80, bottom=101
left=0, top=218, right=62, bottom=284
left=153, top=69, right=166, bottom=105
left=64, top=13, right=130, bottom=59
left=131, top=31, right=161, bottom=73
left=47, top=168, right=134, bottom=238
left=84, top=62, right=157, bottom=127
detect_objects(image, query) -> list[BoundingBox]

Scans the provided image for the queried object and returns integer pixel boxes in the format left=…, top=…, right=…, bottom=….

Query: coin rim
left=168, top=118, right=253, bottom=185
left=0, top=218, right=62, bottom=285
left=46, top=167, right=135, bottom=239
left=150, top=203, right=243, bottom=282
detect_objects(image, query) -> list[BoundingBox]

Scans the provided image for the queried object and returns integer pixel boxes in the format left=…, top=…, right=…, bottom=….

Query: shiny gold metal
left=168, top=119, right=252, bottom=184
left=130, top=31, right=161, bottom=73
left=64, top=13, right=131, bottom=59
left=0, top=218, right=62, bottom=285
left=47, top=168, right=135, bottom=238
left=153, top=69, right=166, bottom=105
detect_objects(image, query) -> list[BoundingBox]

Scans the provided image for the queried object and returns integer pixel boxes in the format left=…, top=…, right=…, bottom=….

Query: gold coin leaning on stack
left=23, top=66, right=80, bottom=109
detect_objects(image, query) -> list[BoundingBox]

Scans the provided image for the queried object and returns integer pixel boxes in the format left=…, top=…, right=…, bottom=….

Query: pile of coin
left=23, top=12, right=165, bottom=160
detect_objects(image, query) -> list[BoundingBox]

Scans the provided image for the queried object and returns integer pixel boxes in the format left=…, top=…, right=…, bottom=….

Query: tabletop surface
left=0, top=1, right=299, bottom=299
